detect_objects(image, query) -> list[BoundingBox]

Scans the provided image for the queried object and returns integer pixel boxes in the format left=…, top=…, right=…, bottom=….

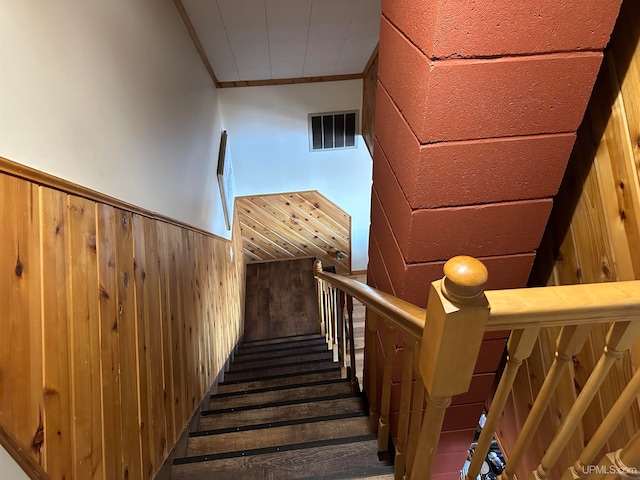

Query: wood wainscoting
left=0, top=164, right=245, bottom=480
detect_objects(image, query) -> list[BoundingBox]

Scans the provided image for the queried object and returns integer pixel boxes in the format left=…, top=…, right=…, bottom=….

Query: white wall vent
left=309, top=111, right=358, bottom=151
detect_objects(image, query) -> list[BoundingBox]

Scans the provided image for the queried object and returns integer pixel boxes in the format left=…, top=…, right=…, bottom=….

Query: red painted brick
left=368, top=195, right=538, bottom=307
left=375, top=83, right=576, bottom=209
left=379, top=16, right=603, bottom=144
left=389, top=402, right=483, bottom=438
left=370, top=188, right=409, bottom=288
left=443, top=403, right=485, bottom=432
left=438, top=429, right=478, bottom=454
left=406, top=199, right=553, bottom=263
left=382, top=0, right=621, bottom=58
left=403, top=253, right=536, bottom=307
left=367, top=233, right=395, bottom=297
left=375, top=133, right=554, bottom=263
left=372, top=144, right=411, bottom=252
left=476, top=339, right=507, bottom=374
left=453, top=373, right=496, bottom=405
left=389, top=373, right=496, bottom=414
left=431, top=473, right=463, bottom=480
left=432, top=450, right=471, bottom=476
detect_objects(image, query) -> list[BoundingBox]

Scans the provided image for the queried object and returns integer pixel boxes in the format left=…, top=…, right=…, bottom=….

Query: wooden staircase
left=170, top=332, right=394, bottom=480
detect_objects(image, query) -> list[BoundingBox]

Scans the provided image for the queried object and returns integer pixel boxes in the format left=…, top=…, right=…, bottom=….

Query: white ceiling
left=181, top=0, right=380, bottom=82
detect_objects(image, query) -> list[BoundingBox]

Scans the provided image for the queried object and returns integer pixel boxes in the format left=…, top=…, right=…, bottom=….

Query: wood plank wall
left=0, top=170, right=245, bottom=480
left=244, top=258, right=318, bottom=341
left=497, top=3, right=640, bottom=478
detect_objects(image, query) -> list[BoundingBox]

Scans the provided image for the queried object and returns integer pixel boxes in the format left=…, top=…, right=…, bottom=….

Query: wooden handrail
left=0, top=422, right=49, bottom=480
left=485, top=280, right=640, bottom=330
left=314, top=268, right=425, bottom=339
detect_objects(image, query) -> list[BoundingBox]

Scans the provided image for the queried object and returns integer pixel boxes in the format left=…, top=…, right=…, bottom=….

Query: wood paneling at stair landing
left=244, top=258, right=318, bottom=341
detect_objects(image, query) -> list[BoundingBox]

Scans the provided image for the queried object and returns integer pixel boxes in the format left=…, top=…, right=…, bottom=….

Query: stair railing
left=315, top=261, right=360, bottom=392
left=313, top=256, right=640, bottom=480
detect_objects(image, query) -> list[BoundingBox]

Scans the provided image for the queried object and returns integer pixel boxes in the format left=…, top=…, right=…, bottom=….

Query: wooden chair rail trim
left=0, top=156, right=229, bottom=242
left=485, top=280, right=640, bottom=331
left=0, top=422, right=49, bottom=480
left=314, top=270, right=425, bottom=339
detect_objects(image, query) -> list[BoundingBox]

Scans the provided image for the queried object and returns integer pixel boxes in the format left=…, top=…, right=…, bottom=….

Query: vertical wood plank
left=96, top=203, right=123, bottom=480
left=132, top=214, right=153, bottom=479
left=40, top=187, right=72, bottom=478
left=167, top=224, right=187, bottom=431
left=67, top=195, right=103, bottom=480
left=156, top=221, right=176, bottom=446
left=143, top=216, right=168, bottom=466
left=115, top=209, right=143, bottom=480
left=0, top=175, right=42, bottom=461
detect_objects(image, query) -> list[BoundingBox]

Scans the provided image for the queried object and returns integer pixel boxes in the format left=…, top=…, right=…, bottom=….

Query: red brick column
left=368, top=2, right=622, bottom=478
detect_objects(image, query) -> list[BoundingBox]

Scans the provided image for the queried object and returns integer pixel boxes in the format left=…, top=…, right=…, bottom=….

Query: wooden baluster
left=332, top=287, right=339, bottom=362
left=378, top=319, right=396, bottom=455
left=346, top=295, right=359, bottom=393
left=338, top=290, right=346, bottom=374
left=465, top=327, right=541, bottom=480
left=394, top=334, right=418, bottom=480
left=325, top=283, right=333, bottom=348
left=499, top=324, right=592, bottom=480
left=563, top=365, right=640, bottom=479
left=532, top=320, right=640, bottom=480
left=405, top=347, right=425, bottom=480
left=413, top=256, right=491, bottom=480
left=584, top=429, right=640, bottom=480
left=366, top=309, right=380, bottom=433
left=313, top=260, right=325, bottom=337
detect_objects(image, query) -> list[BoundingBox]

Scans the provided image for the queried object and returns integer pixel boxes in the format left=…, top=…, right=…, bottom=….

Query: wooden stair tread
left=228, top=351, right=333, bottom=372
left=208, top=380, right=352, bottom=410
left=187, top=415, right=371, bottom=456
left=198, top=395, right=366, bottom=431
left=231, top=344, right=330, bottom=364
left=235, top=338, right=329, bottom=357
left=217, top=369, right=342, bottom=394
left=171, top=436, right=384, bottom=480
left=295, top=466, right=396, bottom=480
left=223, top=360, right=337, bottom=382
left=239, top=333, right=324, bottom=348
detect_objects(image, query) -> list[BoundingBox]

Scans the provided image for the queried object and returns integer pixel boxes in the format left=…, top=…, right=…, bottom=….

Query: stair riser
left=236, top=338, right=328, bottom=356
left=217, top=370, right=342, bottom=394
left=223, top=360, right=337, bottom=383
left=232, top=344, right=330, bottom=364
left=228, top=351, right=333, bottom=372
left=198, top=396, right=366, bottom=431
left=239, top=333, right=323, bottom=348
left=187, top=416, right=371, bottom=457
left=208, top=381, right=352, bottom=410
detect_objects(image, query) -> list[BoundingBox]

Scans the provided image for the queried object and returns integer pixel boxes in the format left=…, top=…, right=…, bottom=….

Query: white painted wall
left=218, top=80, right=373, bottom=270
left=0, top=0, right=230, bottom=238
left=0, top=446, right=29, bottom=480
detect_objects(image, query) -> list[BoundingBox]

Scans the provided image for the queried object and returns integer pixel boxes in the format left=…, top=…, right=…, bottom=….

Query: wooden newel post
left=412, top=256, right=491, bottom=480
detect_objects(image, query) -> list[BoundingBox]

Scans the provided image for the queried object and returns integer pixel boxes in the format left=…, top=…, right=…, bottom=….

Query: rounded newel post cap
left=313, top=259, right=323, bottom=274
left=441, top=256, right=488, bottom=304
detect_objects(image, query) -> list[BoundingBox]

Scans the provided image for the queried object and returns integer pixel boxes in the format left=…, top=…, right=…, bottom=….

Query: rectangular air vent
left=309, top=111, right=358, bottom=151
